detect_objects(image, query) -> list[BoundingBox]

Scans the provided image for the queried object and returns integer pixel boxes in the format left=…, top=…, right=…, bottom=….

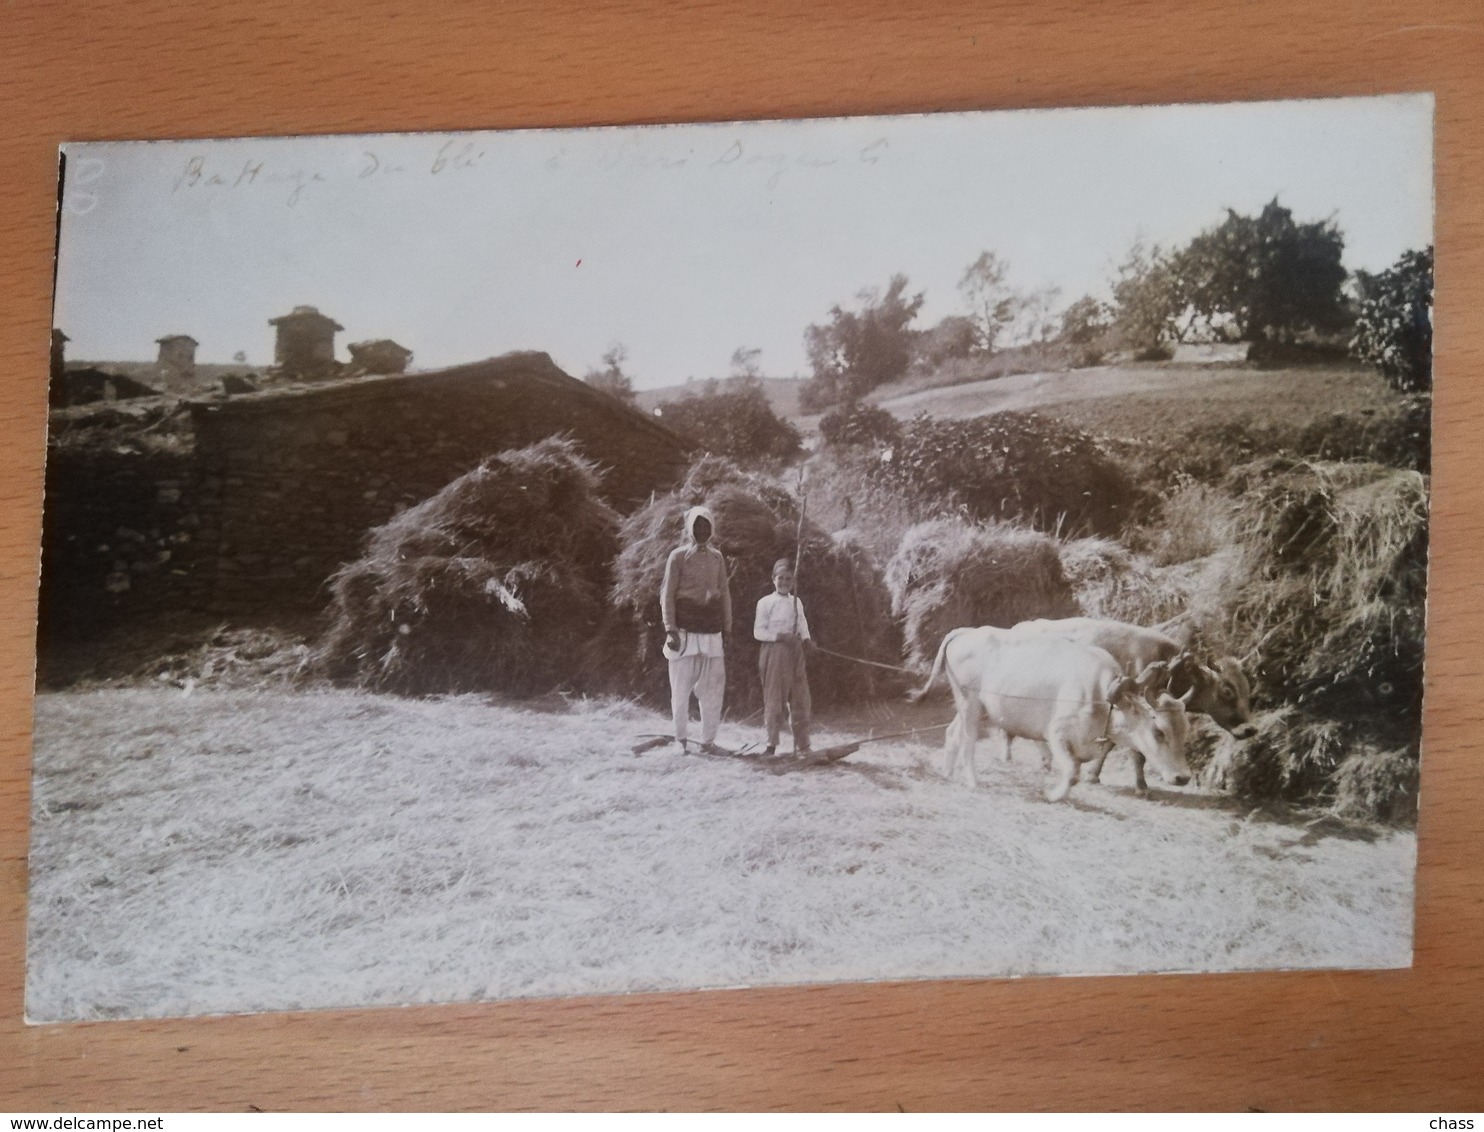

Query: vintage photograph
left=29, top=95, right=1433, bottom=1021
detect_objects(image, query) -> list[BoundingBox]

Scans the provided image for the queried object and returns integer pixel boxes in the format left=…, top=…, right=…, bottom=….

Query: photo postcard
left=29, top=94, right=1433, bottom=1020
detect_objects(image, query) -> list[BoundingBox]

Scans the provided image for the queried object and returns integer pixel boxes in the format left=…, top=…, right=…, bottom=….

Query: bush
left=871, top=412, right=1137, bottom=536
left=315, top=438, right=620, bottom=696
left=817, top=402, right=902, bottom=449
left=799, top=448, right=952, bottom=567
left=910, top=315, right=978, bottom=371
left=654, top=378, right=802, bottom=463
left=1293, top=396, right=1430, bottom=473
left=584, top=344, right=638, bottom=406
left=600, top=456, right=901, bottom=713
left=1351, top=247, right=1433, bottom=393
left=885, top=519, right=1078, bottom=666
left=1120, top=398, right=1431, bottom=495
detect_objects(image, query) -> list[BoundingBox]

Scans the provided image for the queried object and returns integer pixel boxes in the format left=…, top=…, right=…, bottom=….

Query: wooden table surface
left=2, top=0, right=1481, bottom=1112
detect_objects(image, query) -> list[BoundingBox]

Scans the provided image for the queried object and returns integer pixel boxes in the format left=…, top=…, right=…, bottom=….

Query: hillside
left=792, top=362, right=1400, bottom=442
left=635, top=375, right=807, bottom=420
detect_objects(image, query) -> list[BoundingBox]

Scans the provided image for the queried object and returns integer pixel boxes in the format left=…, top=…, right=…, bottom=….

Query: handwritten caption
left=68, top=134, right=891, bottom=214
left=168, top=139, right=489, bottom=206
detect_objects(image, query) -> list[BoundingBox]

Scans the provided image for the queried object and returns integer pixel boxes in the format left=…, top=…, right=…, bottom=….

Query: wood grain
left=2, top=0, right=1481, bottom=1112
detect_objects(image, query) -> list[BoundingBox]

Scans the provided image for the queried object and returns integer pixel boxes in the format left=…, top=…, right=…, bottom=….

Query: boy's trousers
left=758, top=640, right=811, bottom=750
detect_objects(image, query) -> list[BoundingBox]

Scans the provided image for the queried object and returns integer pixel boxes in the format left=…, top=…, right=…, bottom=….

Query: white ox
left=912, top=626, right=1193, bottom=801
left=1010, top=617, right=1255, bottom=791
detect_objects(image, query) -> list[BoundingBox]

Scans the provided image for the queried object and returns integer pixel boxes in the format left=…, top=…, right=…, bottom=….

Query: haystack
left=600, top=456, right=900, bottom=715
left=1220, top=459, right=1428, bottom=719
left=1174, top=458, right=1428, bottom=820
left=886, top=519, right=1078, bottom=667
left=1058, top=537, right=1195, bottom=627
left=316, top=437, right=620, bottom=696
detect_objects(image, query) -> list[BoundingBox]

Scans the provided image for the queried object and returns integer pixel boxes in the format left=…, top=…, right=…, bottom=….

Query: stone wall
left=40, top=351, right=691, bottom=633
left=39, top=446, right=216, bottom=639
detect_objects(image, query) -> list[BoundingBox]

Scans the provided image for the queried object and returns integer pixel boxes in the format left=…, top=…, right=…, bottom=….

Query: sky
left=54, top=94, right=1433, bottom=390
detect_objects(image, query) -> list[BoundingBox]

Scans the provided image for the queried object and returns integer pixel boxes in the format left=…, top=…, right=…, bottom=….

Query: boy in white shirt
left=754, top=557, right=812, bottom=755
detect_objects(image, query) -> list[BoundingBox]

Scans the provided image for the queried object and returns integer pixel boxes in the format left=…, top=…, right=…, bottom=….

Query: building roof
left=156, top=334, right=199, bottom=346
left=268, top=305, right=345, bottom=332
left=64, top=368, right=161, bottom=398
left=348, top=339, right=413, bottom=356
left=187, top=350, right=685, bottom=447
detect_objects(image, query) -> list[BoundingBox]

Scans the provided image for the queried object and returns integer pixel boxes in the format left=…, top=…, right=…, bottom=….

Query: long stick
left=791, top=465, right=808, bottom=636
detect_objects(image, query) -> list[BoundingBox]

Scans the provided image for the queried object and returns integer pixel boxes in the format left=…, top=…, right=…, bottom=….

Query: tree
left=1059, top=295, right=1112, bottom=345
left=1351, top=247, right=1433, bottom=392
left=1110, top=239, right=1182, bottom=353
left=802, top=274, right=925, bottom=408
left=1058, top=295, right=1115, bottom=366
left=730, top=346, right=763, bottom=379
left=1172, top=199, right=1348, bottom=345
left=958, top=251, right=1018, bottom=354
left=655, top=377, right=802, bottom=462
left=1004, top=284, right=1063, bottom=347
left=910, top=315, right=978, bottom=371
left=584, top=344, right=637, bottom=406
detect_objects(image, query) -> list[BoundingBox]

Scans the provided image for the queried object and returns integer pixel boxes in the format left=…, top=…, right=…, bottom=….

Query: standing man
left=754, top=557, right=812, bottom=756
left=661, top=505, right=732, bottom=754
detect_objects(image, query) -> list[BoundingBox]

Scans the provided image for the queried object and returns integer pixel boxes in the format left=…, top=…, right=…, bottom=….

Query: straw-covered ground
left=28, top=686, right=1414, bottom=1022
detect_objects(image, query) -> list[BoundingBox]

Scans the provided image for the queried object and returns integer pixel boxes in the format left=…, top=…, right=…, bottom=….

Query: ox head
left=1171, top=653, right=1255, bottom=738
left=1109, top=674, right=1193, bottom=787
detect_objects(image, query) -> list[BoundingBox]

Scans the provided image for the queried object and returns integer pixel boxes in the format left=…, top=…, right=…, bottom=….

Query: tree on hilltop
left=1059, top=295, right=1113, bottom=345
left=584, top=344, right=637, bottom=406
left=801, top=274, right=925, bottom=409
left=1110, top=239, right=1183, bottom=354
left=1351, top=246, right=1433, bottom=393
left=730, top=346, right=763, bottom=379
left=958, top=251, right=1019, bottom=355
left=655, top=377, right=802, bottom=462
left=1173, top=199, right=1348, bottom=346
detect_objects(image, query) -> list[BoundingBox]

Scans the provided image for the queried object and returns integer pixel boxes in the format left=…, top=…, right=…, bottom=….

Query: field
left=27, top=687, right=1415, bottom=1022
left=799, top=362, right=1400, bottom=439
left=28, top=354, right=1425, bottom=1021
left=636, top=375, right=806, bottom=420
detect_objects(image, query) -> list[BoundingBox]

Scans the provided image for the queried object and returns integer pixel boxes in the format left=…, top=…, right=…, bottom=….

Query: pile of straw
left=1058, top=536, right=1198, bottom=628
left=1220, top=459, right=1428, bottom=720
left=885, top=519, right=1079, bottom=667
left=316, top=438, right=620, bottom=696
left=1173, top=457, right=1428, bottom=820
left=601, top=456, right=900, bottom=714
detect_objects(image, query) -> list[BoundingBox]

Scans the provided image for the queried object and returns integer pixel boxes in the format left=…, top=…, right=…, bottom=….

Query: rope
left=851, top=723, right=950, bottom=744
left=811, top=643, right=916, bottom=673
left=811, top=643, right=1187, bottom=712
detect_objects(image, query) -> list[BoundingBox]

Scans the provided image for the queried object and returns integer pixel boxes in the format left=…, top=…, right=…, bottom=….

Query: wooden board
left=2, top=0, right=1481, bottom=1111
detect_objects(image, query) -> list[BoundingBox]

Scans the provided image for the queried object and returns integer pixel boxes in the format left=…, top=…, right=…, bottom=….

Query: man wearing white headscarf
left=660, top=505, right=732, bottom=752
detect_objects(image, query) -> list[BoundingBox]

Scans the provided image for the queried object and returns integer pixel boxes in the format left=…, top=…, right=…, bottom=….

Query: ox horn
left=1133, top=660, right=1170, bottom=696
